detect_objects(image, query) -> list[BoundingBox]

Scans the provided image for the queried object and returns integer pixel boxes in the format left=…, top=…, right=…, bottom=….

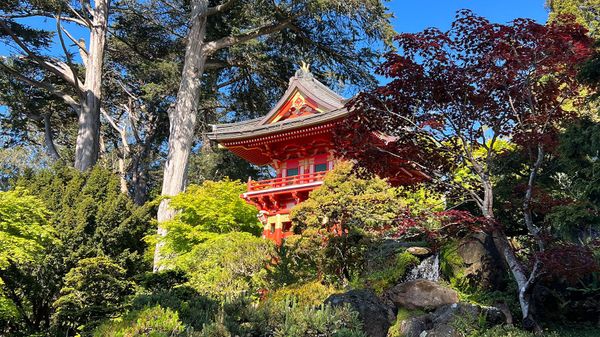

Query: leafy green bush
left=263, top=281, right=338, bottom=307
left=53, top=256, right=134, bottom=333
left=178, top=232, right=275, bottom=299
left=291, top=162, right=402, bottom=234
left=270, top=303, right=366, bottom=337
left=93, top=306, right=185, bottom=337
left=0, top=188, right=56, bottom=270
left=288, top=162, right=442, bottom=284
left=283, top=228, right=370, bottom=284
left=133, top=288, right=217, bottom=331
left=157, top=179, right=263, bottom=270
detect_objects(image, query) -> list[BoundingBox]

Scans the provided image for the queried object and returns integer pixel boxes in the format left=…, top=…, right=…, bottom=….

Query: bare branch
left=202, top=15, right=299, bottom=54
left=206, top=0, right=236, bottom=16
left=61, top=26, right=88, bottom=57
left=0, top=20, right=84, bottom=91
left=0, top=60, right=80, bottom=111
left=101, top=107, right=130, bottom=153
left=64, top=1, right=93, bottom=27
left=56, top=10, right=82, bottom=93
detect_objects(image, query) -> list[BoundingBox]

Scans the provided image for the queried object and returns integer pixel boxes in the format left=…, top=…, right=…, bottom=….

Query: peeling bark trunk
left=74, top=0, right=109, bottom=171
left=118, top=156, right=128, bottom=194
left=154, top=0, right=209, bottom=271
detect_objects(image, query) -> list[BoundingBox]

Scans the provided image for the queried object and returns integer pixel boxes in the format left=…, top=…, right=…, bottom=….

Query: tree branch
left=0, top=61, right=80, bottom=111
left=1, top=11, right=89, bottom=27
left=202, top=15, right=299, bottom=54
left=56, top=10, right=82, bottom=93
left=0, top=20, right=84, bottom=91
left=206, top=0, right=236, bottom=16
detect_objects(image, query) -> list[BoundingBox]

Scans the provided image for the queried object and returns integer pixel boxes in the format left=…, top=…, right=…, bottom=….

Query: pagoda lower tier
left=243, top=170, right=327, bottom=245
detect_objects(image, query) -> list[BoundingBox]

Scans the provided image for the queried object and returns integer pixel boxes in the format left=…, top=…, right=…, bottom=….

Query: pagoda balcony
left=247, top=171, right=327, bottom=193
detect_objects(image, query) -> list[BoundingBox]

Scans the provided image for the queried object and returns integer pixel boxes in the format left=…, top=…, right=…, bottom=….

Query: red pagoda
left=208, top=65, right=426, bottom=244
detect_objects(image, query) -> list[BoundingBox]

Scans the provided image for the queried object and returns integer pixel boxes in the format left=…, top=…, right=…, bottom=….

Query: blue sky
left=389, top=0, right=549, bottom=32
left=0, top=0, right=550, bottom=114
left=0, top=1, right=550, bottom=58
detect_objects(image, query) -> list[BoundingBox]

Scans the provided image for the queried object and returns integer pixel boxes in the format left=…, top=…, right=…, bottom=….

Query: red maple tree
left=336, top=10, right=595, bottom=331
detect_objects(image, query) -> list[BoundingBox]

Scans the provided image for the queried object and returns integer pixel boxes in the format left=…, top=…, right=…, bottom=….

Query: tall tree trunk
left=74, top=0, right=109, bottom=171
left=131, top=156, right=149, bottom=205
left=42, top=114, right=61, bottom=161
left=154, top=0, right=209, bottom=271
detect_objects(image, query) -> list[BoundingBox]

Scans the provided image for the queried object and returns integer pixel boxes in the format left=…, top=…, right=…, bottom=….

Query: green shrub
left=0, top=188, right=56, bottom=270
left=159, top=179, right=262, bottom=262
left=93, top=306, right=185, bottom=337
left=179, top=232, right=275, bottom=299
left=288, top=162, right=443, bottom=284
left=1, top=165, right=152, bottom=335
left=197, top=321, right=232, bottom=337
left=264, top=281, right=339, bottom=307
left=291, top=162, right=402, bottom=234
left=132, top=285, right=218, bottom=330
left=53, top=256, right=134, bottom=333
left=270, top=303, right=366, bottom=337
left=16, top=165, right=154, bottom=275
left=283, top=228, right=370, bottom=284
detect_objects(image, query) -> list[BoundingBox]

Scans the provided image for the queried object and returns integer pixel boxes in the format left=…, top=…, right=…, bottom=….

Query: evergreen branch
left=0, top=11, right=88, bottom=27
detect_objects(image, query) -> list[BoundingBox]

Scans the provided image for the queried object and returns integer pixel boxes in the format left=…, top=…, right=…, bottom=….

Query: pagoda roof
left=207, top=67, right=349, bottom=142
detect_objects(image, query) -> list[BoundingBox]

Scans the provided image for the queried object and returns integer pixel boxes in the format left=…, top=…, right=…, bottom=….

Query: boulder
left=455, top=233, right=505, bottom=290
left=406, top=246, right=431, bottom=257
left=391, top=303, right=506, bottom=337
left=382, top=279, right=459, bottom=311
left=394, top=315, right=431, bottom=337
left=325, top=289, right=395, bottom=337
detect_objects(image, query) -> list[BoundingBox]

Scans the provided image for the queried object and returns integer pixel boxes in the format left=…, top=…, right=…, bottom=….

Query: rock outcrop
left=455, top=232, right=505, bottom=289
left=325, top=289, right=395, bottom=337
left=382, top=279, right=459, bottom=311
left=406, top=246, right=431, bottom=257
left=393, top=303, right=506, bottom=337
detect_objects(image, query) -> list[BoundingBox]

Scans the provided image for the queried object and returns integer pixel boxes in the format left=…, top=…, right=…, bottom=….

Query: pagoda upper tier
left=208, top=67, right=348, bottom=166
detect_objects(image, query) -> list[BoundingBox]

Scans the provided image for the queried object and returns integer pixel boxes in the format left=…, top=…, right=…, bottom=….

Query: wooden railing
left=247, top=171, right=327, bottom=192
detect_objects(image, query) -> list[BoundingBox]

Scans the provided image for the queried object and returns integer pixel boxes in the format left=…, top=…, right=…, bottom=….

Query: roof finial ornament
left=295, top=61, right=313, bottom=79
